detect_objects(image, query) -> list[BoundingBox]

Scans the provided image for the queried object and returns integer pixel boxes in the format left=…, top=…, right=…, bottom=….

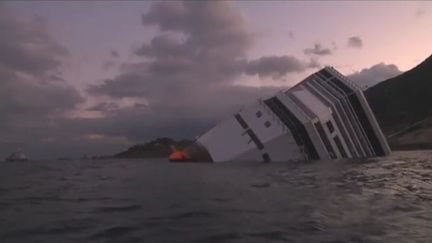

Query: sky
left=1, top=1, right=431, bottom=159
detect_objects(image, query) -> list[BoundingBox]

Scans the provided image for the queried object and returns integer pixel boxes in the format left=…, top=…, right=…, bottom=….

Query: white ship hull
left=185, top=67, right=391, bottom=162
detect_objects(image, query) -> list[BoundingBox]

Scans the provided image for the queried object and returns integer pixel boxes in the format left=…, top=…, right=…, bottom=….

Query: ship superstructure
left=185, top=67, right=391, bottom=162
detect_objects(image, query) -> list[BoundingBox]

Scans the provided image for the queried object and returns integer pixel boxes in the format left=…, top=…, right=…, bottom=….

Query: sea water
left=1, top=151, right=432, bottom=243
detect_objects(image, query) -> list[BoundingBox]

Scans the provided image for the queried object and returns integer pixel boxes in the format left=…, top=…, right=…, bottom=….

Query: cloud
left=102, top=61, right=116, bottom=70
left=331, top=41, right=338, bottom=50
left=1, top=1, right=318, bottom=158
left=141, top=1, right=252, bottom=58
left=415, top=9, right=426, bottom=17
left=91, top=2, right=315, bottom=96
left=85, top=85, right=279, bottom=140
left=88, top=1, right=311, bottom=151
left=347, top=36, right=363, bottom=48
left=288, top=31, right=294, bottom=39
left=303, top=43, right=332, bottom=56
left=110, top=50, right=120, bottom=58
left=135, top=34, right=188, bottom=58
left=245, top=56, right=319, bottom=79
left=0, top=8, right=83, bottom=117
left=87, top=102, right=120, bottom=112
left=89, top=2, right=258, bottom=98
left=0, top=5, right=84, bottom=158
left=348, top=63, right=403, bottom=89
left=0, top=13, right=68, bottom=77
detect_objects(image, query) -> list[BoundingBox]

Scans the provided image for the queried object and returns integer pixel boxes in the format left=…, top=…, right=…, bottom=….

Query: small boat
left=169, top=150, right=190, bottom=162
left=169, top=144, right=191, bottom=162
left=5, top=149, right=28, bottom=162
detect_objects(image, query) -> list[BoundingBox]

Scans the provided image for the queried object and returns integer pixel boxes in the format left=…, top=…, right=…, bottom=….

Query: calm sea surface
left=1, top=151, right=432, bottom=243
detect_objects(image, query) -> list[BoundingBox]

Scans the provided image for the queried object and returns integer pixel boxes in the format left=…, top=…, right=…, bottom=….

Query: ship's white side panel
left=235, top=134, right=303, bottom=161
left=276, top=93, right=310, bottom=124
left=239, top=101, right=286, bottom=144
left=262, top=134, right=304, bottom=161
left=197, top=117, right=254, bottom=162
left=233, top=147, right=262, bottom=161
left=291, top=88, right=353, bottom=159
left=303, top=122, right=331, bottom=160
left=277, top=91, right=329, bottom=160
left=292, top=89, right=332, bottom=121
left=199, top=100, right=306, bottom=162
left=237, top=100, right=311, bottom=161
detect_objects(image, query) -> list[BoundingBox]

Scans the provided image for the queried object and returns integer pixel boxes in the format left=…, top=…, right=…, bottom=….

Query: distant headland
left=114, top=137, right=193, bottom=159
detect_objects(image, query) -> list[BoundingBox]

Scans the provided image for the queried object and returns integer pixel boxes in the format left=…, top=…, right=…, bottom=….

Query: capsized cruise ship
left=177, top=67, right=391, bottom=162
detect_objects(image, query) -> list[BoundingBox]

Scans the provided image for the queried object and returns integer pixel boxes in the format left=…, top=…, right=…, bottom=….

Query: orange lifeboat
left=169, top=150, right=190, bottom=162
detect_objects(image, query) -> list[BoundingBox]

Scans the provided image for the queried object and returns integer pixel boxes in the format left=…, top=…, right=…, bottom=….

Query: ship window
left=264, top=121, right=271, bottom=128
left=256, top=111, right=262, bottom=118
left=326, top=121, right=335, bottom=133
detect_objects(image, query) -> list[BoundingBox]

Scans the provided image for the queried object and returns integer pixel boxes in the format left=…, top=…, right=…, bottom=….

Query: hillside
left=366, top=54, right=432, bottom=133
left=114, top=137, right=193, bottom=158
left=366, top=54, right=432, bottom=149
left=385, top=117, right=432, bottom=150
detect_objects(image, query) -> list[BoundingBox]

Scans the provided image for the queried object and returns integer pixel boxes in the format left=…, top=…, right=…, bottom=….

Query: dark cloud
left=91, top=2, right=314, bottom=96
left=102, top=61, right=116, bottom=70
left=88, top=72, right=151, bottom=98
left=0, top=9, right=83, bottom=116
left=0, top=1, right=319, bottom=158
left=288, top=31, right=294, bottom=39
left=331, top=41, right=338, bottom=50
left=89, top=2, right=251, bottom=98
left=304, top=43, right=332, bottom=56
left=348, top=63, right=402, bottom=89
left=141, top=1, right=252, bottom=58
left=87, top=1, right=311, bottom=152
left=0, top=5, right=84, bottom=158
left=135, top=34, right=188, bottom=58
left=347, top=36, right=363, bottom=48
left=245, top=56, right=319, bottom=79
left=86, top=1, right=253, bottom=99
left=0, top=9, right=68, bottom=77
left=43, top=82, right=278, bottom=159
left=415, top=9, right=426, bottom=17
left=84, top=85, right=279, bottom=142
left=87, top=102, right=120, bottom=112
left=110, top=50, right=120, bottom=58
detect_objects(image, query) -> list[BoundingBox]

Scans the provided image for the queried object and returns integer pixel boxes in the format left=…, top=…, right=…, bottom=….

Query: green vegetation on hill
left=114, top=137, right=194, bottom=158
left=366, top=54, right=432, bottom=149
